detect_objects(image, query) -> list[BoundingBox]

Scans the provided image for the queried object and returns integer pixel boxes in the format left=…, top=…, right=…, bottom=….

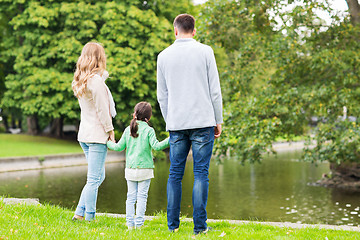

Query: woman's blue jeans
left=126, top=179, right=151, bottom=227
left=75, top=142, right=107, bottom=221
left=167, top=127, right=214, bottom=233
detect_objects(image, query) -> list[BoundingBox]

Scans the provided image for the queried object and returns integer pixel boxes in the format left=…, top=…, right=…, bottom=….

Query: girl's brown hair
left=130, top=102, right=152, bottom=138
left=72, top=42, right=106, bottom=98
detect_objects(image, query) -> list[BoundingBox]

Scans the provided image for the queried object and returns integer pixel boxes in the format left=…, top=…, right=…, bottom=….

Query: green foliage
left=138, top=0, right=197, bottom=23
left=0, top=0, right=194, bottom=135
left=197, top=0, right=274, bottom=97
left=197, top=0, right=285, bottom=163
left=303, top=121, right=360, bottom=164
left=98, top=1, right=174, bottom=133
left=2, top=0, right=359, bottom=166
left=0, top=13, right=6, bottom=100
left=197, top=0, right=360, bottom=165
left=277, top=22, right=360, bottom=164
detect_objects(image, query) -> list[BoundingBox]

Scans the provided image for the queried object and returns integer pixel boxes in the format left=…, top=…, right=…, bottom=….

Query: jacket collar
left=136, top=120, right=148, bottom=125
left=174, top=38, right=196, bottom=44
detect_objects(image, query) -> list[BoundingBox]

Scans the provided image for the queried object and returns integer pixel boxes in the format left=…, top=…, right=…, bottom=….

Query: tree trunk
left=315, top=163, right=360, bottom=190
left=50, top=117, right=63, bottom=138
left=330, top=162, right=360, bottom=181
left=346, top=0, right=360, bottom=25
left=11, top=115, right=16, bottom=128
left=2, top=115, right=9, bottom=132
left=27, top=115, right=39, bottom=135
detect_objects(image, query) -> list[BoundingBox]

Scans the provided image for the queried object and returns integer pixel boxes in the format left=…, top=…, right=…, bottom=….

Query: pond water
left=1, top=151, right=360, bottom=226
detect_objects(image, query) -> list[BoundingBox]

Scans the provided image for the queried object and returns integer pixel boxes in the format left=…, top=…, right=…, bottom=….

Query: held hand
left=214, top=124, right=222, bottom=139
left=109, top=130, right=115, bottom=142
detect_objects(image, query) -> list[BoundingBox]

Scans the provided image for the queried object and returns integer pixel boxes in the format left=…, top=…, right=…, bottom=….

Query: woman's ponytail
left=130, top=117, right=139, bottom=138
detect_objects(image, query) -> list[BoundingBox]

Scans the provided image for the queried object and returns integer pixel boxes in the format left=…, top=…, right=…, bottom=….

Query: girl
left=72, top=42, right=116, bottom=221
left=107, top=102, right=169, bottom=229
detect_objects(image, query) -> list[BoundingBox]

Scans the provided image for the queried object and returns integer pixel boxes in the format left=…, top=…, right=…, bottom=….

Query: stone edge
left=2, top=198, right=359, bottom=232
left=0, top=151, right=125, bottom=173
left=97, top=213, right=360, bottom=232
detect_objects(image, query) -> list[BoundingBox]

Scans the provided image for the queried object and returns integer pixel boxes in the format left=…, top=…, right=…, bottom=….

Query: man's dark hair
left=173, top=14, right=195, bottom=34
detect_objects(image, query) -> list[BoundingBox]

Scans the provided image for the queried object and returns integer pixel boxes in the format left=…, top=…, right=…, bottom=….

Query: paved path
left=0, top=151, right=125, bottom=172
left=272, top=140, right=315, bottom=152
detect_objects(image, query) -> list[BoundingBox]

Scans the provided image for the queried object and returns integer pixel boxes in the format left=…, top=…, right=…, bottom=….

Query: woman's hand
left=109, top=130, right=115, bottom=142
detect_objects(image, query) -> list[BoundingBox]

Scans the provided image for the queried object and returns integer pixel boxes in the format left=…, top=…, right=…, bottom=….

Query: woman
left=71, top=42, right=116, bottom=221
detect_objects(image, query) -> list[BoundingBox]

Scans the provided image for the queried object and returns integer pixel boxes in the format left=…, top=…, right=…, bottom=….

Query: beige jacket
left=77, top=74, right=114, bottom=144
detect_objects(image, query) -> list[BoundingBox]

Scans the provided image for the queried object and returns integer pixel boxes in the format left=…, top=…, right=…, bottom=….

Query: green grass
left=0, top=134, right=82, bottom=157
left=0, top=201, right=359, bottom=240
left=274, top=135, right=305, bottom=143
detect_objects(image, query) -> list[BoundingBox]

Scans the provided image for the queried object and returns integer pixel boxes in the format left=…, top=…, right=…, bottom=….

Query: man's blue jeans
left=75, top=142, right=107, bottom=221
left=167, top=127, right=214, bottom=232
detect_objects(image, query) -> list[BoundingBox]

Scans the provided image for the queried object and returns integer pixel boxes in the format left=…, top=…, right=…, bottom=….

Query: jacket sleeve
left=88, top=75, right=114, bottom=132
left=157, top=55, right=168, bottom=122
left=107, top=129, right=127, bottom=152
left=207, top=47, right=223, bottom=124
left=148, top=128, right=169, bottom=151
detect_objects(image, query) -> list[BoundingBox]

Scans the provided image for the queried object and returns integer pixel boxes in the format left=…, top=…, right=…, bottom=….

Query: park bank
left=0, top=141, right=304, bottom=173
left=0, top=151, right=125, bottom=173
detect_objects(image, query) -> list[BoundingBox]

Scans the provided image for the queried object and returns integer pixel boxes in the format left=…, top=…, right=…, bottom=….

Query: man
left=157, top=13, right=223, bottom=235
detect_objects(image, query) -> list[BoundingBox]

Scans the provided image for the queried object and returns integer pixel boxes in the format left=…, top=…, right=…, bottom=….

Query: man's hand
left=109, top=130, right=115, bottom=142
left=214, top=124, right=222, bottom=139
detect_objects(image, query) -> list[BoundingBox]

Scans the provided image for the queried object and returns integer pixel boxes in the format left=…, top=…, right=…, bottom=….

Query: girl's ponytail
left=130, top=117, right=139, bottom=138
left=129, top=102, right=152, bottom=138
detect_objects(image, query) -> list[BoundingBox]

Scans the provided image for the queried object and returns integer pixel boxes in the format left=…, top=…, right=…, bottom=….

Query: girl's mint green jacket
left=107, top=121, right=169, bottom=169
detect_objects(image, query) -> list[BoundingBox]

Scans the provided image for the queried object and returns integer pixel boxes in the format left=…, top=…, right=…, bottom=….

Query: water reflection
left=1, top=151, right=360, bottom=226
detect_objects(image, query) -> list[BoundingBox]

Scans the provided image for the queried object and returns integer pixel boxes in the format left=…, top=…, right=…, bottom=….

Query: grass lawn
left=0, top=201, right=359, bottom=240
left=274, top=135, right=305, bottom=143
left=0, top=134, right=82, bottom=158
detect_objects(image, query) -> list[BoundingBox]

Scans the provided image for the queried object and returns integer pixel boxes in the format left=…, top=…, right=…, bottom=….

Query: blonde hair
left=72, top=42, right=106, bottom=98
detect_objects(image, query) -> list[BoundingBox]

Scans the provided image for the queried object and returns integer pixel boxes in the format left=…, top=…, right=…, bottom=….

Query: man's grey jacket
left=157, top=38, right=223, bottom=131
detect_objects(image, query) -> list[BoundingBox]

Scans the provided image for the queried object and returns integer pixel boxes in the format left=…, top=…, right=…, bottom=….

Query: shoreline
left=0, top=141, right=309, bottom=173
left=0, top=151, right=125, bottom=173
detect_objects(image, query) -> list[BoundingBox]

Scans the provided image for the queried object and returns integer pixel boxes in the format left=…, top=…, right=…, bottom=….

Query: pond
left=1, top=151, right=360, bottom=226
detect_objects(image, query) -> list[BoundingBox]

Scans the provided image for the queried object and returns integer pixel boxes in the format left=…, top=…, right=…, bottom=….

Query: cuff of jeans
left=75, top=207, right=85, bottom=217
left=85, top=212, right=95, bottom=221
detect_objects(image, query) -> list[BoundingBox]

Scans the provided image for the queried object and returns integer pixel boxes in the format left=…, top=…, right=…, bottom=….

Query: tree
left=197, top=0, right=290, bottom=163
left=0, top=11, right=7, bottom=131
left=0, top=3, right=24, bottom=133
left=0, top=0, right=82, bottom=135
left=0, top=0, right=194, bottom=137
left=263, top=0, right=360, bottom=185
left=197, top=0, right=360, bottom=183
